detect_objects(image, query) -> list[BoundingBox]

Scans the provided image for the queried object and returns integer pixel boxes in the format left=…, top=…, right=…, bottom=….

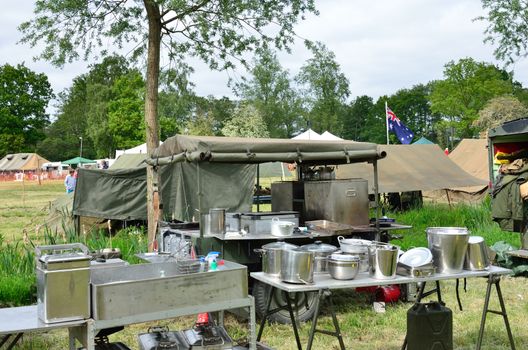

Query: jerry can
left=406, top=301, right=453, bottom=350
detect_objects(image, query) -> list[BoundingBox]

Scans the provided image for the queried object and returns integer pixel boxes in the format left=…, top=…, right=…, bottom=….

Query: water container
left=407, top=302, right=453, bottom=350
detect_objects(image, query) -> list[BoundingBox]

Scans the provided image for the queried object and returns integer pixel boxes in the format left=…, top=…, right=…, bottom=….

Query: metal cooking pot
left=337, top=236, right=372, bottom=254
left=426, top=227, right=469, bottom=274
left=280, top=248, right=314, bottom=284
left=299, top=241, right=338, bottom=273
left=254, top=242, right=298, bottom=276
left=328, top=253, right=360, bottom=280
left=271, top=217, right=295, bottom=237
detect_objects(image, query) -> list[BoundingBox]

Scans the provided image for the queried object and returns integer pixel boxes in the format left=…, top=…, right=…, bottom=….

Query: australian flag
left=387, top=107, right=414, bottom=144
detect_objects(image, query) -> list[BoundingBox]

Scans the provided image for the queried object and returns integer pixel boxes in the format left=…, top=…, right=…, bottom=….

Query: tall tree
left=296, top=42, right=350, bottom=135
left=108, top=70, right=146, bottom=149
left=222, top=103, right=270, bottom=138
left=233, top=48, right=301, bottom=137
left=474, top=95, right=528, bottom=137
left=85, top=56, right=131, bottom=158
left=20, top=0, right=317, bottom=246
left=478, top=0, right=528, bottom=65
left=429, top=58, right=514, bottom=141
left=341, top=96, right=374, bottom=141
left=0, top=64, right=53, bottom=157
left=37, top=76, right=96, bottom=161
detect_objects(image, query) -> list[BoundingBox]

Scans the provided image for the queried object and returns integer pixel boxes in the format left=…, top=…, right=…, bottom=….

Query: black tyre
left=253, top=280, right=317, bottom=324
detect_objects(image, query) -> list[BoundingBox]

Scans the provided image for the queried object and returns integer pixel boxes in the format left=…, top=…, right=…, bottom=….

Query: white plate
left=399, top=247, right=432, bottom=267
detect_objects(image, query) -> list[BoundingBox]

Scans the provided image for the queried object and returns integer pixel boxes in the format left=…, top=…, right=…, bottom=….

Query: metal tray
left=396, top=262, right=435, bottom=278
left=305, top=220, right=355, bottom=235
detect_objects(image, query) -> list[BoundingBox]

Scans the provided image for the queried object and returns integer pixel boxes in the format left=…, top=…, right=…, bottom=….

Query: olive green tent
left=73, top=135, right=384, bottom=222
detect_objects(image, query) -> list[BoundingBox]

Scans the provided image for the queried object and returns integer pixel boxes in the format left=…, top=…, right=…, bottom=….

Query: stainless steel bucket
left=464, top=236, right=490, bottom=271
left=368, top=243, right=399, bottom=280
left=427, top=227, right=469, bottom=274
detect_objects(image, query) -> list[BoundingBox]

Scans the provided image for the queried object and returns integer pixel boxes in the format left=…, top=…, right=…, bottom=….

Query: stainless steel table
left=251, top=266, right=515, bottom=350
left=0, top=305, right=85, bottom=349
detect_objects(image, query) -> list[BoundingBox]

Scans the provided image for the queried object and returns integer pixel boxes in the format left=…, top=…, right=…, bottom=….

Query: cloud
left=2, top=0, right=528, bottom=108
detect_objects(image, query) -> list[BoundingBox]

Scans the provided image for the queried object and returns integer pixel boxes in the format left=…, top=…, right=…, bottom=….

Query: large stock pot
left=255, top=242, right=298, bottom=276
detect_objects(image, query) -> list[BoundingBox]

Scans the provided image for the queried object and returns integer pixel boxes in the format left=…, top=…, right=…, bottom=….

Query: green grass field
left=1, top=180, right=528, bottom=349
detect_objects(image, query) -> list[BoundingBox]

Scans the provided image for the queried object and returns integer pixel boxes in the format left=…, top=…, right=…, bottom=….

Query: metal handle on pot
left=35, top=243, right=90, bottom=258
left=253, top=248, right=266, bottom=256
left=338, top=236, right=345, bottom=242
left=296, top=274, right=313, bottom=285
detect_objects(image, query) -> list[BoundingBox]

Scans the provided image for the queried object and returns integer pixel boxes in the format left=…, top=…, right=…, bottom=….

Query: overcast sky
left=2, top=0, right=528, bottom=113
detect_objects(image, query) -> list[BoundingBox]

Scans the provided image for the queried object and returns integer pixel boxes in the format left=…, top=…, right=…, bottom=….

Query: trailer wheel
left=253, top=280, right=317, bottom=324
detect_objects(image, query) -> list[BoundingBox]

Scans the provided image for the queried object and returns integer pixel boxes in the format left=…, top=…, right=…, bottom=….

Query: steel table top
left=0, top=305, right=86, bottom=335
left=251, top=265, right=512, bottom=293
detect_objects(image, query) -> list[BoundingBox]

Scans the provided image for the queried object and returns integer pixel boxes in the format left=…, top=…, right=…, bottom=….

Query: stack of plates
left=397, top=247, right=435, bottom=277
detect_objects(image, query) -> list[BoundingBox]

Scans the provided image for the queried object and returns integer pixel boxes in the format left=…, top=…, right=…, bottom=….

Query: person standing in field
left=64, top=169, right=76, bottom=193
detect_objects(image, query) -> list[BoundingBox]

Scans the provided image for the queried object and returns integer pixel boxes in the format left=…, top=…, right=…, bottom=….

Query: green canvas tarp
left=110, top=153, right=147, bottom=169
left=150, top=134, right=384, bottom=164
left=73, top=162, right=255, bottom=221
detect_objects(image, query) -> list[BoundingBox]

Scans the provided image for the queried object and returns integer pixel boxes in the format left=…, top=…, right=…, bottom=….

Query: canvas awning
left=336, top=144, right=487, bottom=193
left=62, top=156, right=96, bottom=165
left=149, top=134, right=385, bottom=165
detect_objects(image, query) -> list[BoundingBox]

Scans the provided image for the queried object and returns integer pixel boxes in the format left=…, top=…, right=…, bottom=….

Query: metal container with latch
left=36, top=243, right=91, bottom=323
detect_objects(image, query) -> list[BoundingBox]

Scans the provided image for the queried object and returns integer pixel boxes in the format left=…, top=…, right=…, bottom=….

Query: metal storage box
left=240, top=211, right=299, bottom=235
left=271, top=181, right=305, bottom=214
left=90, top=261, right=247, bottom=321
left=36, top=243, right=91, bottom=323
left=304, top=179, right=369, bottom=226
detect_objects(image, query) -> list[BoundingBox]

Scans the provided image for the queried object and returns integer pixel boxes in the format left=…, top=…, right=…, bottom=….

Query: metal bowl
left=328, top=256, right=360, bottom=280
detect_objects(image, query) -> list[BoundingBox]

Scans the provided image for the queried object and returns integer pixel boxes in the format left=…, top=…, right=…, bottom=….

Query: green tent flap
left=73, top=162, right=255, bottom=221
left=63, top=156, right=96, bottom=165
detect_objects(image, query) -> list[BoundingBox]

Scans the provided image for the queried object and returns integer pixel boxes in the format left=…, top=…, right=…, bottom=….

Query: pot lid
left=329, top=252, right=360, bottom=261
left=262, top=242, right=298, bottom=250
left=300, top=241, right=338, bottom=253
left=338, top=237, right=372, bottom=246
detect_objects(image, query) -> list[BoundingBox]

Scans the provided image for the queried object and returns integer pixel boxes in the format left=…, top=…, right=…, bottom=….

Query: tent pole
left=373, top=160, right=380, bottom=241
left=445, top=189, right=452, bottom=209
left=256, top=164, right=260, bottom=212
left=197, top=163, right=203, bottom=238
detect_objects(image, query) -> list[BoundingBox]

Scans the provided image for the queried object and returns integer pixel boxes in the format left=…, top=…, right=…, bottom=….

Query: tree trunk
left=144, top=0, right=161, bottom=251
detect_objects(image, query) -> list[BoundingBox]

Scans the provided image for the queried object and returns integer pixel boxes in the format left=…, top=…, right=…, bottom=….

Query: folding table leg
left=5, top=333, right=23, bottom=350
left=285, top=292, right=303, bottom=350
left=306, top=289, right=345, bottom=350
left=306, top=289, right=323, bottom=350
left=257, top=285, right=275, bottom=341
left=476, top=275, right=516, bottom=350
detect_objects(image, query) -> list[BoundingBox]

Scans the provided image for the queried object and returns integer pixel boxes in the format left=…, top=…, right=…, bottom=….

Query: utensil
left=399, top=247, right=433, bottom=267
left=280, top=248, right=314, bottom=284
left=368, top=243, right=399, bottom=280
left=328, top=253, right=360, bottom=280
left=464, top=236, right=490, bottom=271
left=271, top=217, right=295, bottom=237
left=299, top=241, right=338, bottom=273
left=254, top=242, right=298, bottom=276
left=426, top=227, right=469, bottom=274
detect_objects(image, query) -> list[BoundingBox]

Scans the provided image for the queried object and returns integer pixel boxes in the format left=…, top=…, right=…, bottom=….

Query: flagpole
left=385, top=101, right=389, bottom=145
